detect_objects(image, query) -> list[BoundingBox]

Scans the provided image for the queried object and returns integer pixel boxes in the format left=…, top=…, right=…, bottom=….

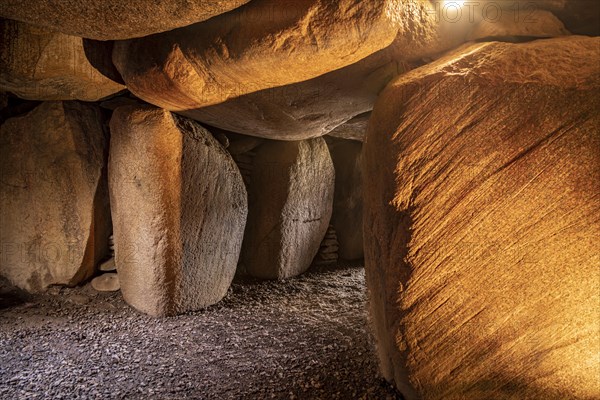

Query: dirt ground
left=0, top=264, right=402, bottom=400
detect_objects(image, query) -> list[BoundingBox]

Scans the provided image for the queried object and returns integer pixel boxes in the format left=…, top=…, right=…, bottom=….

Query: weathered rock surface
left=0, top=0, right=250, bottom=40
left=178, top=2, right=567, bottom=140
left=109, top=105, right=247, bottom=316
left=91, top=273, right=120, bottom=292
left=327, top=113, right=370, bottom=142
left=327, top=138, right=364, bottom=261
left=0, top=20, right=124, bottom=101
left=364, top=36, right=600, bottom=400
left=312, top=225, right=339, bottom=268
left=0, top=101, right=111, bottom=292
left=467, top=9, right=569, bottom=41
left=113, top=0, right=407, bottom=111
left=503, top=0, right=600, bottom=36
left=242, top=138, right=334, bottom=279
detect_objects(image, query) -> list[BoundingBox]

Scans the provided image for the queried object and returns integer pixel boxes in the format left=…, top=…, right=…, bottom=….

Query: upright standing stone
left=109, top=105, right=247, bottom=316
left=364, top=37, right=600, bottom=400
left=242, top=138, right=334, bottom=279
left=0, top=101, right=110, bottom=292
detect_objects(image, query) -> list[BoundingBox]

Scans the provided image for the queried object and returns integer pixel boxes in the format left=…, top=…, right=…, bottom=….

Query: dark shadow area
left=82, top=39, right=125, bottom=85
left=0, top=276, right=30, bottom=309
left=0, top=95, right=42, bottom=126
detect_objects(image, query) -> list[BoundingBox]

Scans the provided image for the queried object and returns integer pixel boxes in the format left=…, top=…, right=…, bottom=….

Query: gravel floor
left=0, top=265, right=401, bottom=400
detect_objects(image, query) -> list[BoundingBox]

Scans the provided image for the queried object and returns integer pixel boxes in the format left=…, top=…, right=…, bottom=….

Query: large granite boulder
left=502, top=0, right=600, bottom=36
left=113, top=0, right=408, bottom=110
left=242, top=138, right=334, bottom=279
left=177, top=1, right=567, bottom=140
left=467, top=9, right=568, bottom=41
left=109, top=105, right=247, bottom=317
left=0, top=101, right=111, bottom=292
left=0, top=0, right=250, bottom=40
left=363, top=36, right=600, bottom=400
left=0, top=20, right=125, bottom=101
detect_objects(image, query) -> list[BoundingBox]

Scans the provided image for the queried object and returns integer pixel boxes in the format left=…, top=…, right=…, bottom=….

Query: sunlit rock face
left=502, top=0, right=600, bottom=36
left=0, top=20, right=124, bottom=101
left=168, top=1, right=568, bottom=140
left=0, top=102, right=111, bottom=292
left=108, top=105, right=247, bottom=317
left=326, top=138, right=364, bottom=261
left=0, top=0, right=250, bottom=40
left=363, top=36, right=600, bottom=400
left=113, top=0, right=404, bottom=111
left=177, top=47, right=411, bottom=140
left=242, top=138, right=334, bottom=279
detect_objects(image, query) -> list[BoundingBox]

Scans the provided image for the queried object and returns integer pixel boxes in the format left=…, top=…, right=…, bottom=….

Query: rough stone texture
left=327, top=138, right=364, bottom=261
left=311, top=225, right=339, bottom=267
left=327, top=113, right=370, bottom=142
left=179, top=2, right=568, bottom=140
left=113, top=0, right=407, bottom=110
left=364, top=36, right=600, bottom=400
left=467, top=9, right=569, bottom=41
left=503, top=0, right=600, bottom=36
left=108, top=105, right=247, bottom=317
left=0, top=20, right=125, bottom=101
left=0, top=0, right=250, bottom=40
left=180, top=51, right=413, bottom=140
left=242, top=138, right=334, bottom=279
left=0, top=101, right=110, bottom=292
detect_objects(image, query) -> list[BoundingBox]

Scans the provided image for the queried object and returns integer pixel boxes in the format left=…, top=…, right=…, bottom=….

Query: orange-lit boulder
left=503, top=0, right=600, bottom=36
left=0, top=0, right=250, bottom=40
left=113, top=0, right=409, bottom=111
left=364, top=36, right=600, bottom=400
left=0, top=20, right=124, bottom=101
left=172, top=2, right=567, bottom=140
left=467, top=9, right=568, bottom=41
left=0, top=101, right=110, bottom=292
left=109, top=105, right=247, bottom=316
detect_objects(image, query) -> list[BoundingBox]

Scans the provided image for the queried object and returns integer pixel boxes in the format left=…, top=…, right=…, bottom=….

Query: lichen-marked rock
left=109, top=105, right=247, bottom=316
left=364, top=36, right=600, bottom=400
left=242, top=138, right=334, bottom=279
left=0, top=101, right=111, bottom=292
